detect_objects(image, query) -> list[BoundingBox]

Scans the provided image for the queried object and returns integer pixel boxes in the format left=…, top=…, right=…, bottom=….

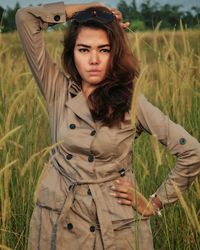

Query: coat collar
left=65, top=77, right=132, bottom=130
left=65, top=79, right=96, bottom=129
left=68, top=78, right=82, bottom=96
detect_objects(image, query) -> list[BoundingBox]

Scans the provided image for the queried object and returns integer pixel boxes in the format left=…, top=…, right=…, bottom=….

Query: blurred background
left=0, top=1, right=200, bottom=250
left=0, top=0, right=200, bottom=32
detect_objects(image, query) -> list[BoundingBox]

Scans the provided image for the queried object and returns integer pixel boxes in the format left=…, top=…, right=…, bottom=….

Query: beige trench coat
left=16, top=2, right=200, bottom=250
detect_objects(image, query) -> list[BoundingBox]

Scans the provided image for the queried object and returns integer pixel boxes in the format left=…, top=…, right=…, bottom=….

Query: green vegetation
left=0, top=3, right=20, bottom=33
left=118, top=0, right=200, bottom=30
left=0, top=26, right=200, bottom=249
left=0, top=0, right=200, bottom=33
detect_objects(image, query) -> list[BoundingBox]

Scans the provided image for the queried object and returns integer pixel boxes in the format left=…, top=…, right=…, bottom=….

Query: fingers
left=110, top=191, right=132, bottom=206
left=113, top=178, right=133, bottom=190
left=110, top=179, right=134, bottom=206
left=109, top=8, right=130, bottom=29
left=120, top=22, right=130, bottom=29
left=109, top=8, right=123, bottom=22
left=110, top=191, right=129, bottom=199
left=118, top=199, right=132, bottom=205
left=111, top=185, right=129, bottom=194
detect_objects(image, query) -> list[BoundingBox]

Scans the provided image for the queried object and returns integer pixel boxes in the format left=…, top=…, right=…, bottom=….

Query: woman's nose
left=89, top=51, right=100, bottom=64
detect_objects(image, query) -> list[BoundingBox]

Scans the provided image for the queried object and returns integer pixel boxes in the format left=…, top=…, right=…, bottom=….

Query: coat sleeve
left=136, top=94, right=200, bottom=205
left=15, top=2, right=69, bottom=103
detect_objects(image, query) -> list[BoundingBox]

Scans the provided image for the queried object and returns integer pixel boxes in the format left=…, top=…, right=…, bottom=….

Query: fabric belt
left=49, top=151, right=131, bottom=250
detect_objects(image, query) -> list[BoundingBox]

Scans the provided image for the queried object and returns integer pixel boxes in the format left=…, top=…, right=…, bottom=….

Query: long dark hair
left=62, top=6, right=139, bottom=127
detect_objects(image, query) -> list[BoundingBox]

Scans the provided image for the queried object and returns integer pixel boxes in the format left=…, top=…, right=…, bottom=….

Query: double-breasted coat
left=15, top=2, right=200, bottom=250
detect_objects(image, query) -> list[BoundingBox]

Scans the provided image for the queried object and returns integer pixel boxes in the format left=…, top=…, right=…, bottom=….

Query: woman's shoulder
left=135, top=93, right=166, bottom=129
left=136, top=93, right=153, bottom=114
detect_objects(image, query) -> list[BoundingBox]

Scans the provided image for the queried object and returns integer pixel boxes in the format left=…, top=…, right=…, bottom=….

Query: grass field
left=0, top=26, right=200, bottom=249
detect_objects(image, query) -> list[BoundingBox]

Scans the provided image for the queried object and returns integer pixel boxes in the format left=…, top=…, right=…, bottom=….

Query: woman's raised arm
left=15, top=2, right=104, bottom=103
left=15, top=2, right=68, bottom=103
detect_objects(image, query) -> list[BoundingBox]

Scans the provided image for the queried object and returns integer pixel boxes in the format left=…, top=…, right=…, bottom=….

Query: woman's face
left=74, top=27, right=111, bottom=90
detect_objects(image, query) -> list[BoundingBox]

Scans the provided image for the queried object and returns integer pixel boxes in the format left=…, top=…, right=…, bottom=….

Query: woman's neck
left=82, top=82, right=97, bottom=99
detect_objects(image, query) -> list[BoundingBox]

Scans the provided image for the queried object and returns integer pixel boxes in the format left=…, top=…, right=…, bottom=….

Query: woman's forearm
left=15, top=2, right=68, bottom=102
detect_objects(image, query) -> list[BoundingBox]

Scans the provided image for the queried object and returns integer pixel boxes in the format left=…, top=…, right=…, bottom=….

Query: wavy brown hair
left=62, top=6, right=139, bottom=127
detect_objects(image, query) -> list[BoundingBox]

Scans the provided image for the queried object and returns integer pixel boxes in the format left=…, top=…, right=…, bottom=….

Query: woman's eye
left=78, top=48, right=88, bottom=53
left=100, top=49, right=111, bottom=53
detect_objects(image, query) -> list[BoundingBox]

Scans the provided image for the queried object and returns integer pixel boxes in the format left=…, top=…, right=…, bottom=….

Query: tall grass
left=0, top=26, right=199, bottom=249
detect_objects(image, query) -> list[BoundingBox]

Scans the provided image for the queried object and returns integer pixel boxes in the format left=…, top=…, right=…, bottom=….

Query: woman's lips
left=88, top=70, right=101, bottom=75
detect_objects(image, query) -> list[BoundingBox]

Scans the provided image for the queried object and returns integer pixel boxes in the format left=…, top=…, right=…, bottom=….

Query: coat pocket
left=35, top=162, right=69, bottom=213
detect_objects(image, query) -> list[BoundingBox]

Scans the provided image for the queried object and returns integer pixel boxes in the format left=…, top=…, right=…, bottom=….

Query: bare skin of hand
left=110, top=178, right=161, bottom=217
left=108, top=8, right=130, bottom=29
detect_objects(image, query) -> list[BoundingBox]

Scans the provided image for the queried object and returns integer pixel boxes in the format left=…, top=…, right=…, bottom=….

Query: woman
left=15, top=1, right=200, bottom=250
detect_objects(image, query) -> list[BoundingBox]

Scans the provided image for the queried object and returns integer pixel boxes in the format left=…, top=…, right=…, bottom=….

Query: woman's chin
left=84, top=78, right=104, bottom=86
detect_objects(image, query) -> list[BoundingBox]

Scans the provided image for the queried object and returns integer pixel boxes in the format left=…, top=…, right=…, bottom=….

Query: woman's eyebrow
left=98, top=44, right=111, bottom=48
left=76, top=44, right=90, bottom=48
left=76, top=43, right=111, bottom=48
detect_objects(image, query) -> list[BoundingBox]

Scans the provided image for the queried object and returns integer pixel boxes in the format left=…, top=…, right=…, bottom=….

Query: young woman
left=15, top=1, right=200, bottom=250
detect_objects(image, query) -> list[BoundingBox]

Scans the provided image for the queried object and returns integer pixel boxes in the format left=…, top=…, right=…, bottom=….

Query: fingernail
left=117, top=200, right=121, bottom=204
left=111, top=185, right=116, bottom=190
left=110, top=192, right=116, bottom=196
left=115, top=180, right=120, bottom=183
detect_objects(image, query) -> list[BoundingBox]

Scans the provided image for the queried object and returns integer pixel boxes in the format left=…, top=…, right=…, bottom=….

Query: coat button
left=119, top=168, right=126, bottom=177
left=69, top=124, right=76, bottom=129
left=90, top=130, right=96, bottom=136
left=67, top=223, right=73, bottom=230
left=54, top=15, right=60, bottom=21
left=90, top=225, right=96, bottom=232
left=66, top=154, right=73, bottom=160
left=88, top=154, right=94, bottom=162
left=87, top=189, right=92, bottom=195
left=179, top=137, right=186, bottom=145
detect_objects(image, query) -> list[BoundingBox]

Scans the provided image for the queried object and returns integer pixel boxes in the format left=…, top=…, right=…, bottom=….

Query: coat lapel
left=65, top=80, right=96, bottom=129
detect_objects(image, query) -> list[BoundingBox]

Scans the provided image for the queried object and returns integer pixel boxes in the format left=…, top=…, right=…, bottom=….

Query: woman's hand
left=109, top=8, right=130, bottom=29
left=110, top=178, right=134, bottom=206
left=110, top=178, right=161, bottom=217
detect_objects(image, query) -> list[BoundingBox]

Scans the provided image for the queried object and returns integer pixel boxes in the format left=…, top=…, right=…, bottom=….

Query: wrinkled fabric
left=15, top=2, right=200, bottom=250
